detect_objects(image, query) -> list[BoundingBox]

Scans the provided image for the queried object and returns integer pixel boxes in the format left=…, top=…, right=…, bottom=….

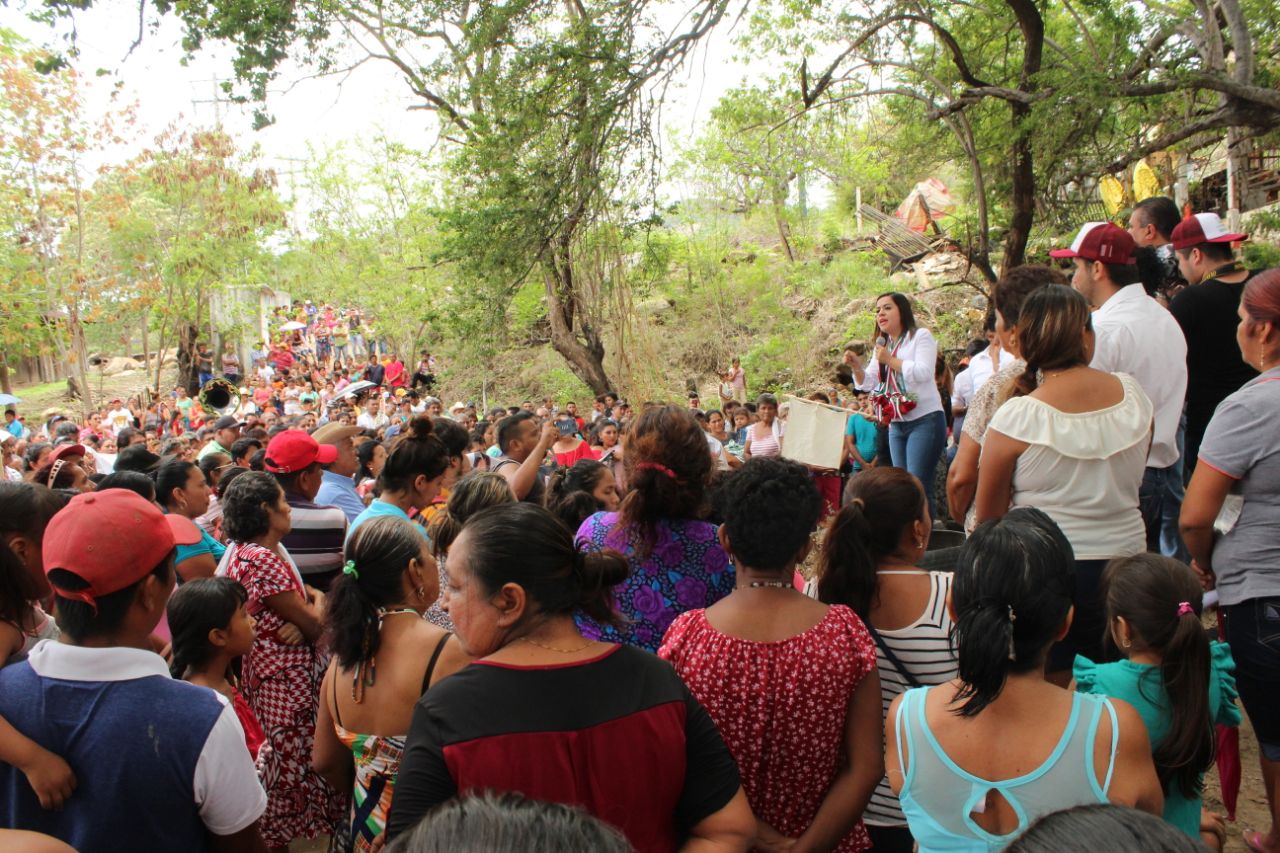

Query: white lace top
left=985, top=372, right=1152, bottom=560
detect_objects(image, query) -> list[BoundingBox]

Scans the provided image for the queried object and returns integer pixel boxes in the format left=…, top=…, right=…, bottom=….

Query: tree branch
left=802, top=10, right=994, bottom=107
left=1099, top=107, right=1232, bottom=173
left=1119, top=72, right=1280, bottom=112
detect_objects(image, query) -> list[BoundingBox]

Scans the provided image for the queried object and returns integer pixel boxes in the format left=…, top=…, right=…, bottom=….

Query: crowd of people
left=0, top=202, right=1277, bottom=853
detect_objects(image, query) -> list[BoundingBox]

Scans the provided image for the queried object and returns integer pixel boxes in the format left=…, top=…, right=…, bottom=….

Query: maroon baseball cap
left=1170, top=213, right=1248, bottom=251
left=264, top=429, right=337, bottom=473
left=49, top=443, right=87, bottom=463
left=43, top=490, right=202, bottom=607
left=1049, top=222, right=1135, bottom=264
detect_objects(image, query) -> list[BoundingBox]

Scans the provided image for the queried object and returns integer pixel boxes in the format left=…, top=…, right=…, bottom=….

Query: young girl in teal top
left=1074, top=554, right=1240, bottom=843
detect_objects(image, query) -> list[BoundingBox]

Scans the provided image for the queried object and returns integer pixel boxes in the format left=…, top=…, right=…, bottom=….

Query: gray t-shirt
left=491, top=454, right=546, bottom=505
left=1199, top=367, right=1280, bottom=605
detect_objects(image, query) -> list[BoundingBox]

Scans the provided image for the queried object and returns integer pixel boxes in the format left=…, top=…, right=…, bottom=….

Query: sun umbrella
left=327, top=380, right=377, bottom=407
left=279, top=321, right=306, bottom=331
left=0, top=393, right=21, bottom=406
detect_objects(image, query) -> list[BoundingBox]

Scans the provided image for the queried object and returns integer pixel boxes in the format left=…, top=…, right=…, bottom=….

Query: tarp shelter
left=894, top=178, right=955, bottom=232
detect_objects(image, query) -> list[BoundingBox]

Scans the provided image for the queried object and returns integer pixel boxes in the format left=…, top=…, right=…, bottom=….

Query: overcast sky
left=2, top=0, right=768, bottom=219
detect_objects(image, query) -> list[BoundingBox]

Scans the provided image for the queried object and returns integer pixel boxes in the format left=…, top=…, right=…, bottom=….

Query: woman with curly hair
left=575, top=404, right=734, bottom=652
left=220, top=471, right=343, bottom=851
left=660, top=458, right=883, bottom=851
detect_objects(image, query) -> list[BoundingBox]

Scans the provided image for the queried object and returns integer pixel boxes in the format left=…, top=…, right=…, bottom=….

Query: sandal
left=1244, top=830, right=1280, bottom=853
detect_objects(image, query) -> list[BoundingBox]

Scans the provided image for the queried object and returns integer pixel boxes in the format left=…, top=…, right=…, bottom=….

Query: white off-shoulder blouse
left=985, top=373, right=1153, bottom=560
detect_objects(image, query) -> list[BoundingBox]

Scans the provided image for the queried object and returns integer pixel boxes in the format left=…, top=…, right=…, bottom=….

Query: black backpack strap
left=866, top=623, right=922, bottom=690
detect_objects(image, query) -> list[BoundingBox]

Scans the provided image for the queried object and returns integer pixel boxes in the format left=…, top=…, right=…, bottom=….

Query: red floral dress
left=659, top=605, right=877, bottom=851
left=226, top=543, right=346, bottom=848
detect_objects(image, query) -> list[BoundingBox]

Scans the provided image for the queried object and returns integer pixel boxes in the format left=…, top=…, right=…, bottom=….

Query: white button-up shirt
left=1090, top=284, right=1188, bottom=469
left=855, top=328, right=944, bottom=420
left=952, top=346, right=1004, bottom=410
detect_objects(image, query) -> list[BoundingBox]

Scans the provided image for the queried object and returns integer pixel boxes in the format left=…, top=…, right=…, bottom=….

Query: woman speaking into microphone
left=851, top=292, right=946, bottom=517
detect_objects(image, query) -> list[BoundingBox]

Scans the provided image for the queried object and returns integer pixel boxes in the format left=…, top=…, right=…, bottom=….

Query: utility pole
left=191, top=77, right=232, bottom=127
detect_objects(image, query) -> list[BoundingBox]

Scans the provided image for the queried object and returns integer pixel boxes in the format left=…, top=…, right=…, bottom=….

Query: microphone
left=877, top=334, right=889, bottom=382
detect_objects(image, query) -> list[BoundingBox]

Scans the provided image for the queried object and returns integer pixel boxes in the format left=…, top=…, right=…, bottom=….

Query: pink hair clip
left=635, top=461, right=678, bottom=480
left=1177, top=601, right=1195, bottom=616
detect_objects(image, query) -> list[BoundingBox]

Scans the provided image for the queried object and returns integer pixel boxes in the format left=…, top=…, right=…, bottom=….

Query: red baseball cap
left=264, top=429, right=337, bottom=473
left=43, top=490, right=202, bottom=607
left=1170, top=212, right=1248, bottom=251
left=1050, top=222, right=1135, bottom=264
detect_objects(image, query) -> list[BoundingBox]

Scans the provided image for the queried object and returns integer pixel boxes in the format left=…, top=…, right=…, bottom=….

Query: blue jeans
left=1222, top=598, right=1280, bottom=755
left=1160, top=414, right=1189, bottom=562
left=1140, top=465, right=1179, bottom=553
left=889, top=410, right=946, bottom=518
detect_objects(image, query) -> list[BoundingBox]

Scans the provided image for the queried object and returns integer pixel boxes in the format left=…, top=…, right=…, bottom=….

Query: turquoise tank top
left=895, top=686, right=1118, bottom=851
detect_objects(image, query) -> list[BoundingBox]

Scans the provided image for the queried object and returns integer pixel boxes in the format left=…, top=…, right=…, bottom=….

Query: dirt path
left=1207, top=709, right=1271, bottom=852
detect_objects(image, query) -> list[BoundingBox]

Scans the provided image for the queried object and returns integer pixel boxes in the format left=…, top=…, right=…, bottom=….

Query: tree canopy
left=13, top=0, right=1280, bottom=387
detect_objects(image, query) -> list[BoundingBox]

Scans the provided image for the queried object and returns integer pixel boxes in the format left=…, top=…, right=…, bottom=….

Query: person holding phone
left=551, top=412, right=598, bottom=468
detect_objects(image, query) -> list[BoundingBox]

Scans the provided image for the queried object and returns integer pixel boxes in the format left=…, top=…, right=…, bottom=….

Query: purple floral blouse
left=574, top=512, right=736, bottom=652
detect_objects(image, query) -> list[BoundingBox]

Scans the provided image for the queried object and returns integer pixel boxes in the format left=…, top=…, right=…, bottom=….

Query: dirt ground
left=12, top=370, right=166, bottom=421
left=1207, top=709, right=1272, bottom=852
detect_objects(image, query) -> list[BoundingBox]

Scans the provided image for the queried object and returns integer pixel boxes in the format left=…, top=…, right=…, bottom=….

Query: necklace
left=519, top=635, right=596, bottom=654
left=1210, top=260, right=1246, bottom=279
left=1037, top=365, right=1083, bottom=384
left=351, top=607, right=425, bottom=702
left=739, top=580, right=793, bottom=590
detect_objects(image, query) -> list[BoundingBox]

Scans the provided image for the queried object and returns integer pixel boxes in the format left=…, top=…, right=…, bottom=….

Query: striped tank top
left=748, top=422, right=781, bottom=457
left=865, top=571, right=958, bottom=827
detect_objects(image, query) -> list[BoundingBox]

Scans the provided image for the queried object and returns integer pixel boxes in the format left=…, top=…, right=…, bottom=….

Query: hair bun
left=407, top=416, right=436, bottom=440
left=574, top=548, right=629, bottom=616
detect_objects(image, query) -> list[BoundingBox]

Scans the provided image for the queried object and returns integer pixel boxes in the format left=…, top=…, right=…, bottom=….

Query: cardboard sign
left=780, top=395, right=847, bottom=470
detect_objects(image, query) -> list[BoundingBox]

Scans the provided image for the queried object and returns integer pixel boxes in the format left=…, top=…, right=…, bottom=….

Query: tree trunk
left=67, top=303, right=95, bottom=417
left=1000, top=0, right=1045, bottom=275
left=542, top=248, right=613, bottom=396
left=0, top=361, right=11, bottom=397
left=141, top=314, right=151, bottom=378
left=773, top=202, right=796, bottom=263
left=1002, top=116, right=1036, bottom=273
left=177, top=323, right=200, bottom=395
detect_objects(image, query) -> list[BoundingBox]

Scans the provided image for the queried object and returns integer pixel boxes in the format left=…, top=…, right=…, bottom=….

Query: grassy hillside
left=434, top=207, right=990, bottom=407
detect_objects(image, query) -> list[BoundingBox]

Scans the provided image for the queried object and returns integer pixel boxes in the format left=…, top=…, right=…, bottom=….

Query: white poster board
left=780, top=395, right=847, bottom=471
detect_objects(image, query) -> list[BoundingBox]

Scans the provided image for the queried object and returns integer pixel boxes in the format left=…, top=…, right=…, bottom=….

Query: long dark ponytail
left=1101, top=554, right=1213, bottom=799
left=327, top=515, right=430, bottom=670
left=817, top=467, right=927, bottom=619
left=951, top=507, right=1075, bottom=716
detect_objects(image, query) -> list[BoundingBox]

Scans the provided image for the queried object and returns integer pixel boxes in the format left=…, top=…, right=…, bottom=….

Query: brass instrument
left=199, top=378, right=241, bottom=416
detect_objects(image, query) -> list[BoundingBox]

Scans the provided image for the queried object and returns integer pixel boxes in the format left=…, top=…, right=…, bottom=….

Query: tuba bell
left=199, top=378, right=241, bottom=416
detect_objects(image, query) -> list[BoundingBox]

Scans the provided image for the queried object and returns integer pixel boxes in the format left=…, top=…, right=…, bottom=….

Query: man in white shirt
left=356, top=397, right=389, bottom=431
left=104, top=399, right=133, bottom=437
left=1053, top=221, right=1188, bottom=553
left=951, top=327, right=1002, bottom=440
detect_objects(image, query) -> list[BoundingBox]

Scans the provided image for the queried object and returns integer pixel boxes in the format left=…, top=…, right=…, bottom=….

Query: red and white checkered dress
left=227, top=543, right=346, bottom=848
